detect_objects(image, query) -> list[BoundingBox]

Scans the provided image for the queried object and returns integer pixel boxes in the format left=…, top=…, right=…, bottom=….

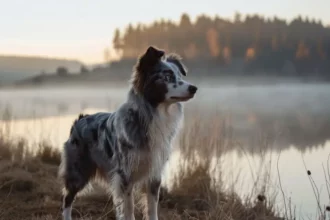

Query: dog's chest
left=147, top=104, right=183, bottom=175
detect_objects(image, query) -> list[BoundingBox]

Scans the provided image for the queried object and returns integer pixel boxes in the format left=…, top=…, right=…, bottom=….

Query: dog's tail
left=57, top=113, right=89, bottom=184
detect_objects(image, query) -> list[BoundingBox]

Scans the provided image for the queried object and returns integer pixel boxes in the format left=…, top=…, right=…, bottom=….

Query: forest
left=111, top=12, right=330, bottom=78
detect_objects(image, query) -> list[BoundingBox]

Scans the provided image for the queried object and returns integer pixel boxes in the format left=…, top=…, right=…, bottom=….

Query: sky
left=1, top=0, right=330, bottom=64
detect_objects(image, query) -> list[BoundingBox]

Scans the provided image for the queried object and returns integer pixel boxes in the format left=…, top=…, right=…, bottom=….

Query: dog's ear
left=132, top=46, right=165, bottom=94
left=135, top=46, right=164, bottom=74
left=145, top=46, right=165, bottom=60
left=166, top=53, right=187, bottom=76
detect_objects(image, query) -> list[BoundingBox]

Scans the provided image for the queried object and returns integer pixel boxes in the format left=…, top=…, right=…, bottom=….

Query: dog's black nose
left=188, top=85, right=198, bottom=94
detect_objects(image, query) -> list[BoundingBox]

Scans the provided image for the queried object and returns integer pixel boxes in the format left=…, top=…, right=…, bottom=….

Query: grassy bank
left=0, top=129, right=280, bottom=220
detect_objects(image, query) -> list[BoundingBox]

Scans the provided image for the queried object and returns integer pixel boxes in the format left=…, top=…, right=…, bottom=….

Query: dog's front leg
left=147, top=178, right=161, bottom=220
left=112, top=171, right=135, bottom=220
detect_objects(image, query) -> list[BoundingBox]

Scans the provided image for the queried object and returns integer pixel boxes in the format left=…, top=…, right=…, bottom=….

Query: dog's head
left=132, top=46, right=198, bottom=107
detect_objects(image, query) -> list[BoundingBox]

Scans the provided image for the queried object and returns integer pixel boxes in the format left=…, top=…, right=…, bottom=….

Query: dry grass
left=0, top=117, right=282, bottom=220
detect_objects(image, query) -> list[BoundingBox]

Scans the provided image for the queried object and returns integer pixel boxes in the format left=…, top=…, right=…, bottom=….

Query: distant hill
left=0, top=55, right=83, bottom=84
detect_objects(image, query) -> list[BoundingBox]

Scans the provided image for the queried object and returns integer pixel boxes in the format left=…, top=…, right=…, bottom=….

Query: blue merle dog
left=58, top=46, right=198, bottom=220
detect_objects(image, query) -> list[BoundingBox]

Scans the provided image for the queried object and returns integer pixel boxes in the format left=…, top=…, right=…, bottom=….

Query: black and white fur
left=58, top=46, right=198, bottom=220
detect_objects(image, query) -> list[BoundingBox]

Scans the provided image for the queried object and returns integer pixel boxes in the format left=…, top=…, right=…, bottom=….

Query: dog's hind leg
left=59, top=141, right=96, bottom=220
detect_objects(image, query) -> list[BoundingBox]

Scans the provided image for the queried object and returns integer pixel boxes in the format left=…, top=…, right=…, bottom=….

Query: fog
left=1, top=81, right=330, bottom=152
left=2, top=81, right=330, bottom=117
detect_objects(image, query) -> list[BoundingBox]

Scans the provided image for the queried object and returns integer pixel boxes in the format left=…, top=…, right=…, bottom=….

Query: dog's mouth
left=170, top=95, right=195, bottom=102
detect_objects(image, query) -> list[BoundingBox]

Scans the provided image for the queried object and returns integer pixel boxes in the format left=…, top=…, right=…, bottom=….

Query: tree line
left=111, top=12, right=330, bottom=78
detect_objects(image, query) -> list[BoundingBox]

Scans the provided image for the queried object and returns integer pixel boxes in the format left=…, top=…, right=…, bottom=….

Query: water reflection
left=182, top=107, right=330, bottom=156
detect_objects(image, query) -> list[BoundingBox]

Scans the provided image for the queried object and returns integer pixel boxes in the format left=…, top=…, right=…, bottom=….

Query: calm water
left=0, top=83, right=330, bottom=218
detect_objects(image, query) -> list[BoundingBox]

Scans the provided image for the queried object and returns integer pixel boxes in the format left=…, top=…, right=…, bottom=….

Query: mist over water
left=0, top=81, right=329, bottom=218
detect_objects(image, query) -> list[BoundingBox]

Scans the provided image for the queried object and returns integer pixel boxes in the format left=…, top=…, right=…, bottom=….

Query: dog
left=58, top=46, right=198, bottom=220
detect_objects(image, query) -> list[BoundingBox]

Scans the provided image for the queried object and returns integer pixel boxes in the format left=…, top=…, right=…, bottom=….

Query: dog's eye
left=165, top=75, right=172, bottom=81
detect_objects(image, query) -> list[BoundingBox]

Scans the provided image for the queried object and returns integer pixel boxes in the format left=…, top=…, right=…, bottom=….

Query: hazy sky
left=1, top=0, right=329, bottom=64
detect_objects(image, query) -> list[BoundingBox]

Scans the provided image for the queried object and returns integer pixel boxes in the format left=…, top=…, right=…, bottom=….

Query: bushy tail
left=58, top=113, right=89, bottom=189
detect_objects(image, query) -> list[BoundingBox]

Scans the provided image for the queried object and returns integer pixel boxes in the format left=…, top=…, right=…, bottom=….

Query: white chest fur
left=147, top=103, right=183, bottom=177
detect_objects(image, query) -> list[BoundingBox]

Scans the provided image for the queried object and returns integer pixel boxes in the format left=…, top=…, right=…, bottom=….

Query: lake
left=0, top=83, right=329, bottom=219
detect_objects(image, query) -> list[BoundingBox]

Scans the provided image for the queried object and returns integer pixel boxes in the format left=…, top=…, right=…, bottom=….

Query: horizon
left=2, top=0, right=330, bottom=65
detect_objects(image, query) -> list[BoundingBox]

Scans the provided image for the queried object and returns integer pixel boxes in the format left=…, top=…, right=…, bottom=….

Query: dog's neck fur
left=124, top=86, right=183, bottom=178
